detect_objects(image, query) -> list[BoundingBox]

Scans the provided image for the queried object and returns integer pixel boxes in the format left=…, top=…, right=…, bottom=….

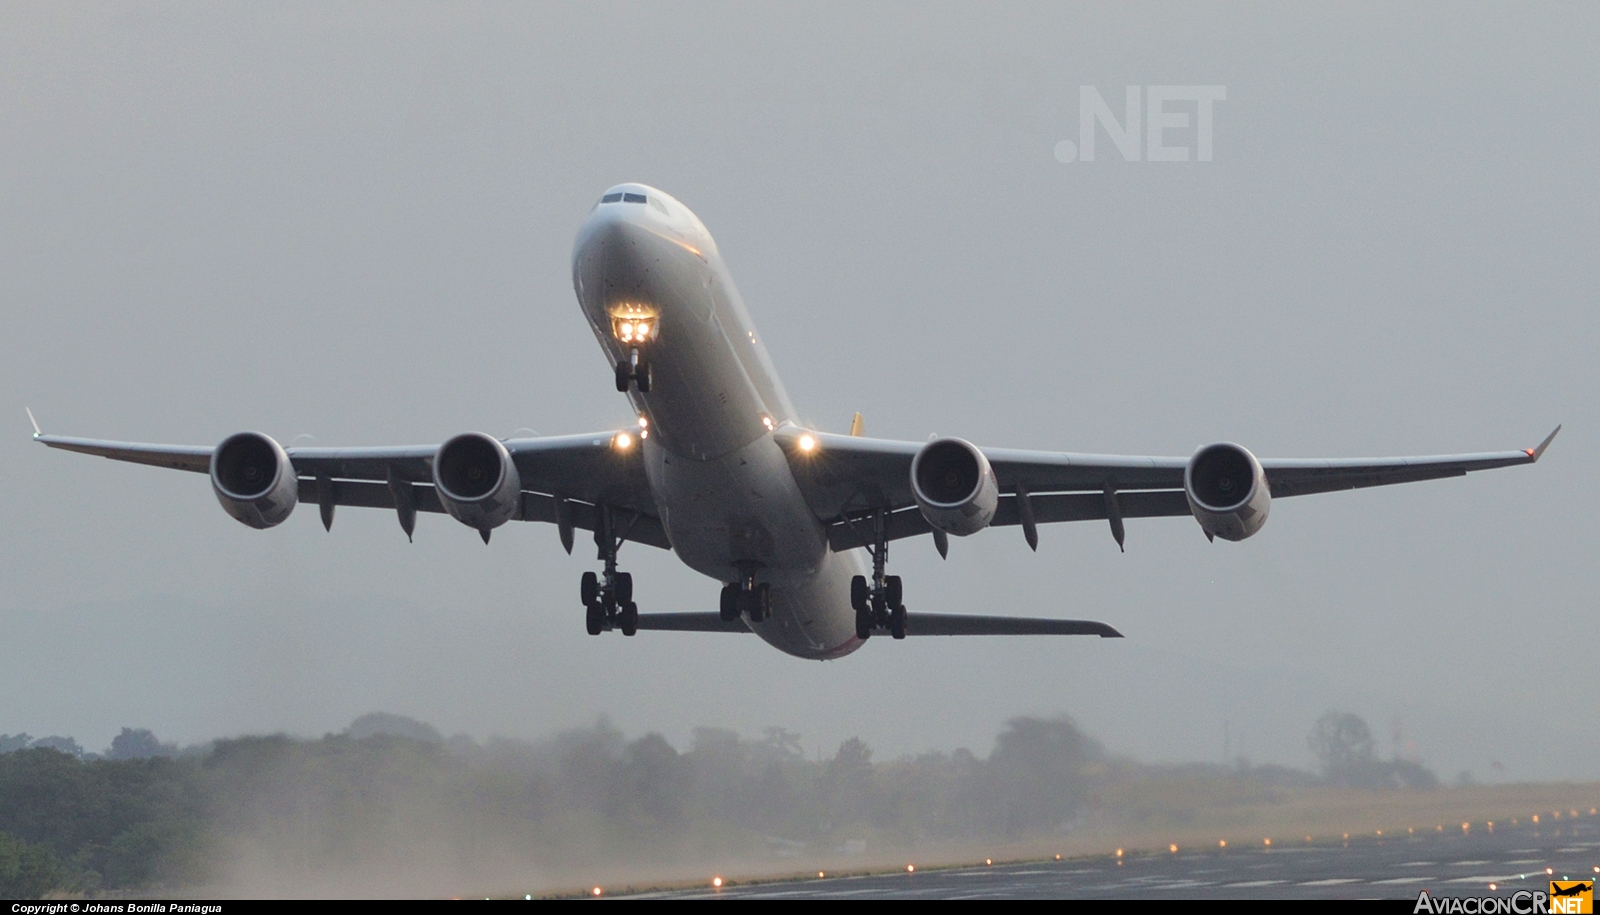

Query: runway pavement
left=620, top=813, right=1600, bottom=899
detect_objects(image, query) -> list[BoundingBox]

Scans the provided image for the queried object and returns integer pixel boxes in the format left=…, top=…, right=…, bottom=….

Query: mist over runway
left=624, top=814, right=1600, bottom=900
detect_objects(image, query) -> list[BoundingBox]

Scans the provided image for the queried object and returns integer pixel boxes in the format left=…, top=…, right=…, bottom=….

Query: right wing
left=776, top=426, right=1559, bottom=551
left=33, top=429, right=668, bottom=549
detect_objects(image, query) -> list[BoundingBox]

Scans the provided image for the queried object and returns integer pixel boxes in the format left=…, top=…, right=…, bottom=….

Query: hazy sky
left=3, top=3, right=1596, bottom=780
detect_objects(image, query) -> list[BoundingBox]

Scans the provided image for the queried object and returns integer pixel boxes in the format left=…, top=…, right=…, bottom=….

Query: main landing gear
left=582, top=506, right=638, bottom=636
left=615, top=347, right=652, bottom=394
left=851, top=510, right=907, bottom=640
left=719, top=567, right=772, bottom=623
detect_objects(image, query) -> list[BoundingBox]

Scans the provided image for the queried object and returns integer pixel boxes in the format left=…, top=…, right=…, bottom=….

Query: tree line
left=0, top=710, right=1433, bottom=896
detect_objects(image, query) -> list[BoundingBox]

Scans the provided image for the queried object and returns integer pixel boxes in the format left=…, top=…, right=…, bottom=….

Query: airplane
left=31, top=183, right=1559, bottom=660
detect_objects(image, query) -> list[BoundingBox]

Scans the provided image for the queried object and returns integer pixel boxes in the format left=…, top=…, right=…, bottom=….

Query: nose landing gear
left=582, top=506, right=639, bottom=636
left=850, top=510, right=907, bottom=640
left=615, top=347, right=652, bottom=393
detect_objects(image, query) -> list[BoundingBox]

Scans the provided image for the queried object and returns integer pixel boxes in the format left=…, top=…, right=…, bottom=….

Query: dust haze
left=2, top=3, right=1597, bottom=890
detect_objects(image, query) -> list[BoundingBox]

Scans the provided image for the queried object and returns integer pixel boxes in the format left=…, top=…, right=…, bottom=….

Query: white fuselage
left=571, top=184, right=867, bottom=659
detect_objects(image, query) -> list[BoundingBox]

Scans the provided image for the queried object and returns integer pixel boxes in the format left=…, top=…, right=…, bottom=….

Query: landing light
left=614, top=432, right=634, bottom=451
left=798, top=434, right=816, bottom=453
left=712, top=877, right=723, bottom=888
left=609, top=307, right=659, bottom=345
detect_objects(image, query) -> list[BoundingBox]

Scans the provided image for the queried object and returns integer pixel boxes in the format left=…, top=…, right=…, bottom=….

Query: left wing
left=776, top=425, right=1559, bottom=551
left=33, top=429, right=668, bottom=548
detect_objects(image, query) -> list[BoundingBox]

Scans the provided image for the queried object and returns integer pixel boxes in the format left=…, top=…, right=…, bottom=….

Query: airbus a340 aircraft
left=33, top=183, right=1558, bottom=660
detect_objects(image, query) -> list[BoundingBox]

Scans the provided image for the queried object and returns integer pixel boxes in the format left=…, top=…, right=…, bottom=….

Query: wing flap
left=295, top=479, right=671, bottom=549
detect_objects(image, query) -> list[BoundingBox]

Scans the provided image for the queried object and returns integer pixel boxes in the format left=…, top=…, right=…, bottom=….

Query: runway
left=621, top=813, right=1599, bottom=899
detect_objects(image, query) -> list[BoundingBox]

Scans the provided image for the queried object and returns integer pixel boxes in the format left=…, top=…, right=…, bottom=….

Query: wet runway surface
left=624, top=815, right=1600, bottom=899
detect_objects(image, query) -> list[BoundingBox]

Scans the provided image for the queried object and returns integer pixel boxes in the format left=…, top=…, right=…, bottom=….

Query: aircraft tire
left=620, top=601, right=638, bottom=637
left=615, top=571, right=633, bottom=604
left=855, top=605, right=873, bottom=641
left=614, top=360, right=631, bottom=392
left=585, top=602, right=605, bottom=636
left=581, top=571, right=599, bottom=606
left=885, top=575, right=902, bottom=609
left=635, top=361, right=652, bottom=393
left=890, top=604, right=906, bottom=640
left=850, top=575, right=869, bottom=612
left=719, top=584, right=739, bottom=621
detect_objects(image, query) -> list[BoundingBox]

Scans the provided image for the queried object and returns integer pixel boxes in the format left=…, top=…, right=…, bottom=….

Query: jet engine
left=433, top=432, right=522, bottom=532
left=911, top=437, right=998, bottom=536
left=211, top=431, right=298, bottom=529
left=1184, top=442, right=1270, bottom=541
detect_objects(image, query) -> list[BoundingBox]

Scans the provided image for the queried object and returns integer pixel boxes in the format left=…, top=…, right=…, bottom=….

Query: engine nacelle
left=433, top=432, right=521, bottom=532
left=211, top=432, right=298, bottom=529
left=1185, top=442, right=1271, bottom=541
left=911, top=437, right=999, bottom=536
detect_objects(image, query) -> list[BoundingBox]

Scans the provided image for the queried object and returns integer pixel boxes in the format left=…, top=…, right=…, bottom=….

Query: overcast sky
left=3, top=3, right=1595, bottom=780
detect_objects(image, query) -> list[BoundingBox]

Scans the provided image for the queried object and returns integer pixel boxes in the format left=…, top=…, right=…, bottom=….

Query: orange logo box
left=1550, top=881, right=1594, bottom=915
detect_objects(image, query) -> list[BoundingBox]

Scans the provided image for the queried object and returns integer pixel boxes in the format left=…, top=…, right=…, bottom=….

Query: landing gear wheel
left=615, top=360, right=632, bottom=392
left=634, top=361, right=652, bottom=394
left=614, top=571, right=633, bottom=604
left=850, top=575, right=869, bottom=612
left=890, top=604, right=907, bottom=640
left=585, top=601, right=605, bottom=636
left=620, top=601, right=638, bottom=636
left=885, top=575, right=903, bottom=610
left=581, top=571, right=599, bottom=606
left=720, top=584, right=740, bottom=621
left=855, top=604, right=873, bottom=641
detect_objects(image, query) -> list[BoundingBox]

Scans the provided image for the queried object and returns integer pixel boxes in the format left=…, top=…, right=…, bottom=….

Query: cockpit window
left=648, top=196, right=669, bottom=215
left=623, top=192, right=647, bottom=204
left=601, top=193, right=623, bottom=203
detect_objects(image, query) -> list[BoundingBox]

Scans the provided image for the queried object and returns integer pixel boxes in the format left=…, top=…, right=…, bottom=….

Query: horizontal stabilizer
left=904, top=613, right=1122, bottom=637
left=630, top=612, right=750, bottom=633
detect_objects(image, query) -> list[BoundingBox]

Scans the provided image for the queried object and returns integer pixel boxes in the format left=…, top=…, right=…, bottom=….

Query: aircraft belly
left=646, top=433, right=826, bottom=587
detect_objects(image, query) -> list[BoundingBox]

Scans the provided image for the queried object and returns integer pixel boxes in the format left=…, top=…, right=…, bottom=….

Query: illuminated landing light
left=525, top=895, right=531, bottom=901
left=1054, top=855, right=1062, bottom=861
left=1547, top=868, right=1555, bottom=876
left=1169, top=844, right=1179, bottom=854
left=1463, top=822, right=1472, bottom=835
left=638, top=415, right=648, bottom=428
left=712, top=877, right=723, bottom=888
left=798, top=434, right=816, bottom=452
left=1218, top=840, right=1227, bottom=848
left=1488, top=822, right=1495, bottom=832
left=906, top=865, right=915, bottom=873
left=1572, top=809, right=1581, bottom=818
left=1490, top=883, right=1499, bottom=891
left=1264, top=838, right=1272, bottom=847
left=1115, top=849, right=1123, bottom=858
left=985, top=858, right=992, bottom=866
left=1376, top=830, right=1383, bottom=837
left=591, top=887, right=603, bottom=897
left=1533, top=815, right=1541, bottom=824
left=1409, top=827, right=1415, bottom=835
left=818, top=871, right=825, bottom=879
left=613, top=432, right=634, bottom=451
left=761, top=414, right=775, bottom=431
